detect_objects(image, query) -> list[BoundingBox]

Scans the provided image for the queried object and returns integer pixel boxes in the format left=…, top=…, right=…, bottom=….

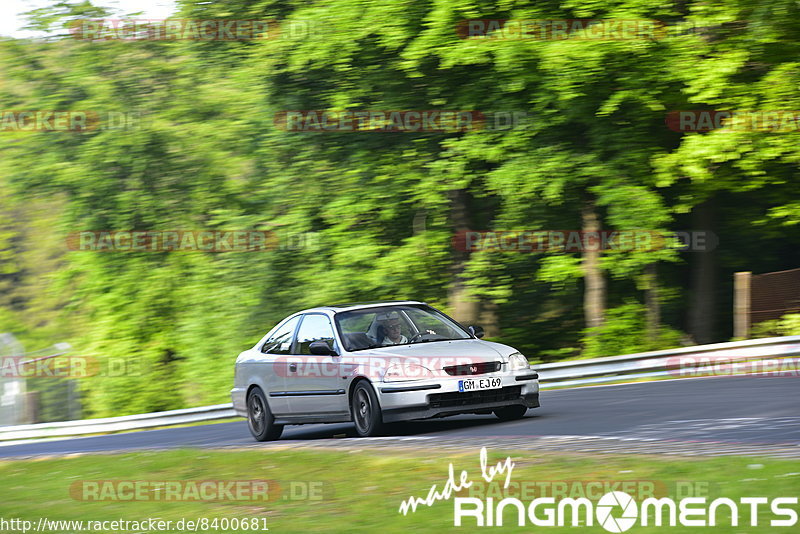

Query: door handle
left=289, top=363, right=297, bottom=372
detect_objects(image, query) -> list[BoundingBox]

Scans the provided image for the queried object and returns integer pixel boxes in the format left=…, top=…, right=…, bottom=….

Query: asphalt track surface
left=1, top=376, right=797, bottom=458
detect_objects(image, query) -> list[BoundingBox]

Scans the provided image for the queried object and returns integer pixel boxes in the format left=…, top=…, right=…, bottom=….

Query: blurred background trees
left=0, top=0, right=798, bottom=416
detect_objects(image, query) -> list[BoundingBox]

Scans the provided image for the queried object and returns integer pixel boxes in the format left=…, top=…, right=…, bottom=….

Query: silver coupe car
left=231, top=301, right=540, bottom=440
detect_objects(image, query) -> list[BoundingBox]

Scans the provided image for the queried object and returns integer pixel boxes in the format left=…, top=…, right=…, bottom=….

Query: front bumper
left=377, top=371, right=540, bottom=423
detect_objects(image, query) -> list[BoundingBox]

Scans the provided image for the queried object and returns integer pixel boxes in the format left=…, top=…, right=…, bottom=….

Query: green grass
left=1, top=448, right=798, bottom=533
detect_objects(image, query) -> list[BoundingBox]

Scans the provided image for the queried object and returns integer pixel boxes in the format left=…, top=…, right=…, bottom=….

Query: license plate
left=458, top=377, right=502, bottom=392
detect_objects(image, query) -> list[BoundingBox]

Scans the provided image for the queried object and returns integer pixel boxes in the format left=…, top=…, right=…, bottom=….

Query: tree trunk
left=689, top=199, right=716, bottom=344
left=447, top=189, right=479, bottom=326
left=644, top=262, right=660, bottom=345
left=581, top=197, right=605, bottom=334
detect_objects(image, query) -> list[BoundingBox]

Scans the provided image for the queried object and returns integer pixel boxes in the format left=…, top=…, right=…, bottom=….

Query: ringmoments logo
left=596, top=491, right=638, bottom=532
left=398, top=448, right=799, bottom=531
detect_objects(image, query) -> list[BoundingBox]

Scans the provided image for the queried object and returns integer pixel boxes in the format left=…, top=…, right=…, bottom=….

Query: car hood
left=344, top=338, right=519, bottom=365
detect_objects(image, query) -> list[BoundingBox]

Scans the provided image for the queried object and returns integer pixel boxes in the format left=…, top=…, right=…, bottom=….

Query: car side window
left=261, top=316, right=301, bottom=354
left=296, top=314, right=336, bottom=355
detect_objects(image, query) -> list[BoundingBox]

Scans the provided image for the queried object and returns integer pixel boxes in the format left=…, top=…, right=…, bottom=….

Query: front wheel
left=494, top=404, right=528, bottom=422
left=247, top=388, right=284, bottom=441
left=351, top=382, right=385, bottom=437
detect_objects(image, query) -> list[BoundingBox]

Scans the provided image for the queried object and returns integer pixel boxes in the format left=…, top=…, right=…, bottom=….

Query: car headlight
left=384, top=363, right=434, bottom=382
left=507, top=352, right=530, bottom=371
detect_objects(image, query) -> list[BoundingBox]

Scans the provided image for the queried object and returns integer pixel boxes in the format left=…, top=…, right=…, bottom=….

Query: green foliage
left=750, top=313, right=800, bottom=338
left=582, top=300, right=686, bottom=359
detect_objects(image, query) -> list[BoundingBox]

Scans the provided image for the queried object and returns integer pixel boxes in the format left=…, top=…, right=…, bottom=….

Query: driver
left=380, top=313, right=408, bottom=345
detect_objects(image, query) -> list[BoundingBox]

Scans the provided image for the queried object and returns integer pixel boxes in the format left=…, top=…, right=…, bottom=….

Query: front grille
left=443, top=361, right=501, bottom=376
left=429, top=386, right=522, bottom=409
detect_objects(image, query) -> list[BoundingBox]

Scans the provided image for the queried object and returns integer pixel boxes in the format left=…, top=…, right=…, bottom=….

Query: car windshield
left=334, top=304, right=471, bottom=351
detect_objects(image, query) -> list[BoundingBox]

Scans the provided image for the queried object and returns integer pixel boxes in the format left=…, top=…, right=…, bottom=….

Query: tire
left=350, top=381, right=385, bottom=437
left=494, top=404, right=528, bottom=422
left=247, top=388, right=284, bottom=441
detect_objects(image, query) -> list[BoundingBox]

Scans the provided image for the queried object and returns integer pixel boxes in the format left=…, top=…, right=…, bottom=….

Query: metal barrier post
left=734, top=271, right=751, bottom=339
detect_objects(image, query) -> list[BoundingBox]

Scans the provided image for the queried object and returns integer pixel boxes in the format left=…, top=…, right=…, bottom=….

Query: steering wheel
left=408, top=332, right=424, bottom=343
left=409, top=330, right=437, bottom=343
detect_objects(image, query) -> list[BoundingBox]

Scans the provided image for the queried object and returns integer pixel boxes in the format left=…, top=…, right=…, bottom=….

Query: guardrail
left=0, top=404, right=236, bottom=441
left=536, top=334, right=800, bottom=388
left=1, top=335, right=797, bottom=441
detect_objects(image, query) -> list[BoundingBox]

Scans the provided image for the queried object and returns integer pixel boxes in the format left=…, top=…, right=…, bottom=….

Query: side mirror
left=469, top=325, right=485, bottom=339
left=309, top=340, right=337, bottom=356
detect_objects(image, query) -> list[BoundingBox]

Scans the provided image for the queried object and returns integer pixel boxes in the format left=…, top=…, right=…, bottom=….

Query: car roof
left=300, top=300, right=427, bottom=314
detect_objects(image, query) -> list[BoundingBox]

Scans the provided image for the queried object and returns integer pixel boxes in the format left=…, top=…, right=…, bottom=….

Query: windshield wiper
left=411, top=337, right=464, bottom=344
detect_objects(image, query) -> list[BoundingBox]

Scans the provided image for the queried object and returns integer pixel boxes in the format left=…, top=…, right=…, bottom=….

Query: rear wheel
left=494, top=405, right=528, bottom=422
left=247, top=388, right=283, bottom=441
left=351, top=382, right=385, bottom=437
